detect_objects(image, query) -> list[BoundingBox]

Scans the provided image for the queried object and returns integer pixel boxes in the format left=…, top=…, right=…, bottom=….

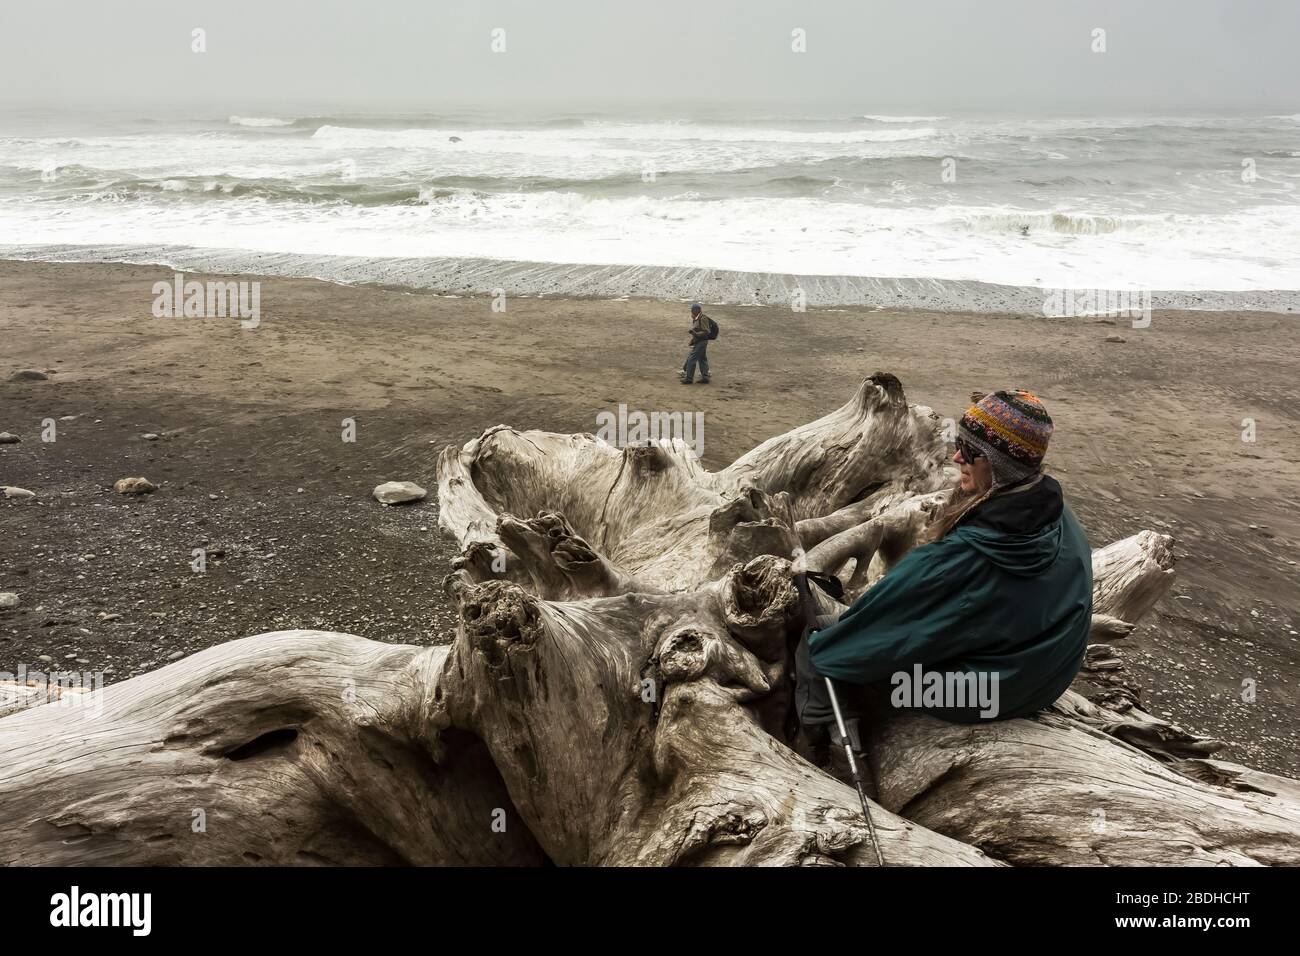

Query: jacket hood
left=953, top=519, right=1063, bottom=576
left=952, top=474, right=1066, bottom=576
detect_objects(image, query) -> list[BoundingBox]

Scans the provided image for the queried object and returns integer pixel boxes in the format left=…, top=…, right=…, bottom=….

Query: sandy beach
left=1, top=258, right=1297, bottom=774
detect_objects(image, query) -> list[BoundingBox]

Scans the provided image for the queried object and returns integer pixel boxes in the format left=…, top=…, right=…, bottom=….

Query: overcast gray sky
left=1, top=0, right=1296, bottom=113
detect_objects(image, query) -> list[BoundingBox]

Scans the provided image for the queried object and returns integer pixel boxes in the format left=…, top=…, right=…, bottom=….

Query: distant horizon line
left=2, top=99, right=1296, bottom=117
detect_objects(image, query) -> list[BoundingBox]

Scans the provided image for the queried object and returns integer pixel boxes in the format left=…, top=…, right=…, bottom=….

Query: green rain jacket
left=808, top=474, right=1092, bottom=722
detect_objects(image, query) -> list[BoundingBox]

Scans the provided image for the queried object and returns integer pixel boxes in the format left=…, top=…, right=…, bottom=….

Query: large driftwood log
left=3, top=373, right=1297, bottom=866
left=0, top=584, right=989, bottom=867
left=0, top=634, right=543, bottom=866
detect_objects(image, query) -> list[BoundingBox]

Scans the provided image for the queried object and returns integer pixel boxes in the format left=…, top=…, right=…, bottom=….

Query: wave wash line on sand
left=3, top=243, right=1297, bottom=315
left=1, top=375, right=1298, bottom=865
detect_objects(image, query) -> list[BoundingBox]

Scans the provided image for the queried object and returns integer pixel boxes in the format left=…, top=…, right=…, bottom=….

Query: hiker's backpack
left=706, top=316, right=719, bottom=340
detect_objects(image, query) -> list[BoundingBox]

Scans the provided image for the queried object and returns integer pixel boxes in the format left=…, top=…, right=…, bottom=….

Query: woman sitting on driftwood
left=795, top=389, right=1094, bottom=772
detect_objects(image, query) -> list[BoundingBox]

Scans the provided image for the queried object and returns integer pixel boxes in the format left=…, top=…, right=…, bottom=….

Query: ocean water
left=1, top=107, right=1297, bottom=308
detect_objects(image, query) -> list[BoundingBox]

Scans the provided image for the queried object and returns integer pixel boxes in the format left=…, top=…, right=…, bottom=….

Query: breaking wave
left=228, top=116, right=294, bottom=128
left=956, top=211, right=1153, bottom=235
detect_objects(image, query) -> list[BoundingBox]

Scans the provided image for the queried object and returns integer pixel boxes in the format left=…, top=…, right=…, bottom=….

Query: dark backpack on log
left=706, top=316, right=719, bottom=340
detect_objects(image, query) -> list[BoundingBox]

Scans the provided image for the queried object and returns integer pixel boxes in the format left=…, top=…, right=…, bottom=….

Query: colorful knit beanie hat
left=957, top=389, right=1053, bottom=487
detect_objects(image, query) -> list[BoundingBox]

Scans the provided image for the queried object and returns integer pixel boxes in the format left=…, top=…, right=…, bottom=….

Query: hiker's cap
left=690, top=301, right=701, bottom=311
left=957, top=389, right=1053, bottom=487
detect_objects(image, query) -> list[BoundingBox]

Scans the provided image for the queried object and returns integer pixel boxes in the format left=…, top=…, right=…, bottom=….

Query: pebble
left=0, top=592, right=18, bottom=610
left=0, top=432, right=19, bottom=444
left=141, top=432, right=160, bottom=441
left=168, top=651, right=184, bottom=661
left=2, top=486, right=36, bottom=499
left=113, top=477, right=157, bottom=495
left=8, top=369, right=48, bottom=382
left=1105, top=334, right=1126, bottom=343
left=373, top=481, right=427, bottom=505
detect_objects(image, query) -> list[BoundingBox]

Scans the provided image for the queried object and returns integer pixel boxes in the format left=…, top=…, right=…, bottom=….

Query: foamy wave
left=310, top=123, right=937, bottom=148
left=228, top=116, right=294, bottom=128
left=955, top=211, right=1152, bottom=235
left=8, top=185, right=1300, bottom=291
left=6, top=111, right=1300, bottom=294
left=862, top=114, right=947, bottom=123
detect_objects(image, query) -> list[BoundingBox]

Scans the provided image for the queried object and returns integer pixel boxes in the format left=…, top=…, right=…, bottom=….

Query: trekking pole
left=792, top=570, right=886, bottom=867
left=824, top=676, right=885, bottom=867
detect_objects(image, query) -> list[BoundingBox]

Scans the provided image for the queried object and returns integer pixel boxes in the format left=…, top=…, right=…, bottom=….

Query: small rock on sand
left=0, top=593, right=18, bottom=610
left=113, top=477, right=157, bottom=495
left=2, top=486, right=36, bottom=499
left=141, top=432, right=160, bottom=441
left=0, top=432, right=20, bottom=444
left=8, top=369, right=48, bottom=382
left=1105, top=334, right=1126, bottom=343
left=373, top=480, right=426, bottom=505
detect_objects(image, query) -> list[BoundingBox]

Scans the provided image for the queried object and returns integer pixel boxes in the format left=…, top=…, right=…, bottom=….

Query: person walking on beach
left=680, top=302, right=715, bottom=384
left=793, top=389, right=1091, bottom=776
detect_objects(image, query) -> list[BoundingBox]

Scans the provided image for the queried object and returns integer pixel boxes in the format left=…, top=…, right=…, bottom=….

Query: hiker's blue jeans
left=683, top=341, right=709, bottom=382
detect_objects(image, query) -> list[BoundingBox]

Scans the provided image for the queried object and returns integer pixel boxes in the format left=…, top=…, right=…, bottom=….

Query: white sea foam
left=228, top=115, right=294, bottom=127
left=861, top=114, right=947, bottom=123
left=5, top=187, right=1298, bottom=291
left=310, top=122, right=938, bottom=147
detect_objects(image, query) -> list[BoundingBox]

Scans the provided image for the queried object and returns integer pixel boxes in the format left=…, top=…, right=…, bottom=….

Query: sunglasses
left=955, top=438, right=984, bottom=463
